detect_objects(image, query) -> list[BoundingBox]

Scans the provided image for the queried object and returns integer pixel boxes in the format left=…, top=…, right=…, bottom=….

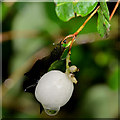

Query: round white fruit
left=35, top=70, right=74, bottom=115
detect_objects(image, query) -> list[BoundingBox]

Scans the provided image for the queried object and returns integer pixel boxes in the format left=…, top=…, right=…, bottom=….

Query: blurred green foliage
left=1, top=2, right=119, bottom=119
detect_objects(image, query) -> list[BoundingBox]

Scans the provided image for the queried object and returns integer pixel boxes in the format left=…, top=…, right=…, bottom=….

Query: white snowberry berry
left=35, top=70, right=74, bottom=116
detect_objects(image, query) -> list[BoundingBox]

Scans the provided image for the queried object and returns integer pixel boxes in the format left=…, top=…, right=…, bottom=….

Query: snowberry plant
left=23, top=0, right=119, bottom=116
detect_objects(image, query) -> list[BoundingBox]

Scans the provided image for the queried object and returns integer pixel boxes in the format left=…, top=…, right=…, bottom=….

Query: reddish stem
left=61, top=6, right=100, bottom=45
left=61, top=0, right=119, bottom=54
left=109, top=0, right=120, bottom=21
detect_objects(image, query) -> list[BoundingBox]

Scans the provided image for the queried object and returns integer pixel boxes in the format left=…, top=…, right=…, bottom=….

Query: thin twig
left=75, top=6, right=100, bottom=35
left=60, top=5, right=100, bottom=55
left=61, top=6, right=100, bottom=45
left=62, top=0, right=119, bottom=52
left=69, top=36, right=76, bottom=53
left=109, top=0, right=120, bottom=21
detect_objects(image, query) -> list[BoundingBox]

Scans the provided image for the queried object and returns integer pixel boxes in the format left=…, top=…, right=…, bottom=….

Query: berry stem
left=66, top=53, right=71, bottom=73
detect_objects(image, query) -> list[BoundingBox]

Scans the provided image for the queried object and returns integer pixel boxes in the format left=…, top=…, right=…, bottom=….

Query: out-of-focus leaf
left=12, top=3, right=47, bottom=53
left=100, top=1, right=109, bottom=21
left=0, top=4, right=2, bottom=22
left=55, top=1, right=98, bottom=21
left=97, top=8, right=110, bottom=38
left=82, top=85, right=118, bottom=118
left=23, top=43, right=65, bottom=93
left=0, top=3, right=9, bottom=21
left=11, top=3, right=61, bottom=73
left=108, top=66, right=118, bottom=90
left=95, top=52, right=110, bottom=67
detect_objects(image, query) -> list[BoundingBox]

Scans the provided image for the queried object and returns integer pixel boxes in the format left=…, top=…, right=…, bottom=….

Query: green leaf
left=55, top=2, right=74, bottom=22
left=55, top=1, right=98, bottom=21
left=48, top=42, right=73, bottom=72
left=74, top=2, right=98, bottom=17
left=104, top=18, right=110, bottom=29
left=48, top=59, right=66, bottom=72
left=97, top=8, right=110, bottom=38
left=100, top=1, right=109, bottom=21
left=61, top=48, right=69, bottom=60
